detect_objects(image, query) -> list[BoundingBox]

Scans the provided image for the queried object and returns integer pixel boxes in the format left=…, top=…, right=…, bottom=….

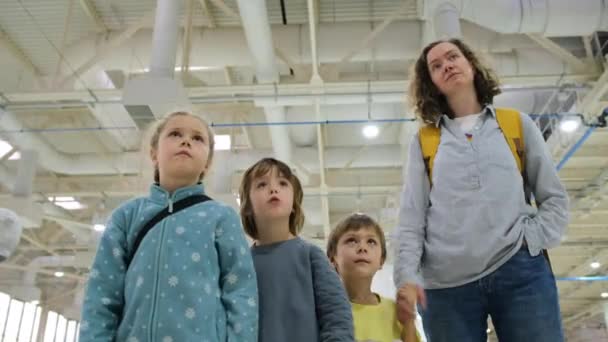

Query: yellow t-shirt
left=351, top=295, right=420, bottom=342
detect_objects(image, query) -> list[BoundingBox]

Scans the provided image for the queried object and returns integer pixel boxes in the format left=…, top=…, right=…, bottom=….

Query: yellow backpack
left=419, top=107, right=525, bottom=185
left=418, top=108, right=554, bottom=269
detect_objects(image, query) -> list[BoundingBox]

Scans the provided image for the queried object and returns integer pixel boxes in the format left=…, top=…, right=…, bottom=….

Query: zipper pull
left=168, top=198, right=174, bottom=213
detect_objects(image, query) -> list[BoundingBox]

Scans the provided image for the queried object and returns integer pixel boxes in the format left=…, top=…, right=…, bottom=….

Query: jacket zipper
left=148, top=197, right=171, bottom=341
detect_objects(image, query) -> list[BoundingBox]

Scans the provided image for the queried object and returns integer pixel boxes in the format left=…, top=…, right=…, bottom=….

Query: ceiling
left=0, top=0, right=607, bottom=339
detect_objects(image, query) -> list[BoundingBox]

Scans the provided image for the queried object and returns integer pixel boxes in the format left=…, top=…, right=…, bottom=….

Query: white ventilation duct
left=263, top=106, right=293, bottom=159
left=13, top=253, right=94, bottom=302
left=54, top=20, right=563, bottom=92
left=235, top=0, right=279, bottom=84
left=63, top=287, right=85, bottom=320
left=72, top=72, right=139, bottom=151
left=432, top=2, right=462, bottom=39
left=424, top=0, right=608, bottom=38
left=0, top=107, right=140, bottom=175
left=0, top=208, right=21, bottom=262
left=236, top=0, right=294, bottom=163
left=122, top=0, right=188, bottom=126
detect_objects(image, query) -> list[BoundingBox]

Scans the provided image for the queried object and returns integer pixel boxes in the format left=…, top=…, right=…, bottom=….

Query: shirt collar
left=434, top=104, right=495, bottom=127
left=149, top=183, right=206, bottom=204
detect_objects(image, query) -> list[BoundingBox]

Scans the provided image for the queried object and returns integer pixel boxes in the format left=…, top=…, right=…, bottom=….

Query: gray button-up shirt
left=394, top=105, right=569, bottom=289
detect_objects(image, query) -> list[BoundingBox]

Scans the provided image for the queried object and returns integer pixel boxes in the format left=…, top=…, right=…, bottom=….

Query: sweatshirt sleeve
left=79, top=207, right=129, bottom=341
left=393, top=133, right=429, bottom=288
left=520, top=113, right=570, bottom=255
left=309, top=245, right=354, bottom=341
left=214, top=205, right=259, bottom=341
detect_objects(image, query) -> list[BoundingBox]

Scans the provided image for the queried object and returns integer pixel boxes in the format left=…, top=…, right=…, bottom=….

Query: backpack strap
left=128, top=194, right=212, bottom=268
left=418, top=108, right=526, bottom=187
left=495, top=107, right=525, bottom=174
left=418, top=124, right=441, bottom=186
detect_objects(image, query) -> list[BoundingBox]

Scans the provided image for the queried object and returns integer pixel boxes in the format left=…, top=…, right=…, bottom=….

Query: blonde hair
left=326, top=213, right=387, bottom=265
left=239, top=158, right=305, bottom=240
left=148, top=111, right=215, bottom=183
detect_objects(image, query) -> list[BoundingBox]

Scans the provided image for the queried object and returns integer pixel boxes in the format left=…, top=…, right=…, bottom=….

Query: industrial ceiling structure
left=0, top=0, right=608, bottom=340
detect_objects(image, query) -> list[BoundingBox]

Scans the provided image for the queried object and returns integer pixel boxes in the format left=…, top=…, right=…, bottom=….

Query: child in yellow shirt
left=327, top=213, right=420, bottom=342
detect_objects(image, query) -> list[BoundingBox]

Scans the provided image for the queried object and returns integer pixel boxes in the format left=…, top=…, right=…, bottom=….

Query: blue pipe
left=555, top=126, right=596, bottom=171
left=0, top=118, right=418, bottom=134
left=0, top=112, right=589, bottom=134
left=210, top=117, right=417, bottom=127
left=0, top=125, right=138, bottom=134
left=556, top=276, right=608, bottom=282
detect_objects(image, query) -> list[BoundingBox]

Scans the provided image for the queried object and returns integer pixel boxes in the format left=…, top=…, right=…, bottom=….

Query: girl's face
left=248, top=167, right=294, bottom=224
left=332, top=226, right=383, bottom=279
left=426, top=42, right=475, bottom=97
left=151, top=115, right=210, bottom=186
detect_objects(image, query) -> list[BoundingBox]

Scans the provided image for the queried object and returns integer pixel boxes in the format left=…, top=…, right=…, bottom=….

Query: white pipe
left=0, top=107, right=140, bottom=175
left=23, top=256, right=73, bottom=285
left=43, top=21, right=553, bottom=90
left=3, top=15, right=598, bottom=92
left=149, top=0, right=181, bottom=77
left=23, top=253, right=94, bottom=287
left=236, top=0, right=295, bottom=164
left=429, top=0, right=608, bottom=37
left=433, top=2, right=462, bottom=39
left=236, top=0, right=278, bottom=84
left=306, top=0, right=320, bottom=79
left=264, top=106, right=292, bottom=161
left=210, top=145, right=407, bottom=171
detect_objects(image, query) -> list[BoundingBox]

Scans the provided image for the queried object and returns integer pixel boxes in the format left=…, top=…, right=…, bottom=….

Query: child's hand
left=396, top=283, right=426, bottom=324
left=401, top=317, right=419, bottom=342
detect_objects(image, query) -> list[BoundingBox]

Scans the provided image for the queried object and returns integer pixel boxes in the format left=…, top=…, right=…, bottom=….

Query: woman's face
left=426, top=42, right=475, bottom=97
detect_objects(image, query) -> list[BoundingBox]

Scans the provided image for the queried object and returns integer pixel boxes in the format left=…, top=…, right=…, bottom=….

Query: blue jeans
left=420, top=247, right=564, bottom=342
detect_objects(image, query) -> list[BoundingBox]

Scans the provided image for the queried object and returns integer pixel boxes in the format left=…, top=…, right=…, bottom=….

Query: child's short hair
left=239, top=158, right=305, bottom=239
left=148, top=111, right=215, bottom=183
left=326, top=213, right=387, bottom=264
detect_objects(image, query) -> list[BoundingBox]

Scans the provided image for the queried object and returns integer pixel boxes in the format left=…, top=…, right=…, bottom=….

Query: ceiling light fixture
left=559, top=119, right=580, bottom=133
left=362, top=125, right=379, bottom=139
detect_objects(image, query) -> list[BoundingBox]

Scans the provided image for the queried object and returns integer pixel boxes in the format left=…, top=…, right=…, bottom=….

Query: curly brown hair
left=409, top=38, right=501, bottom=124
left=239, top=158, right=305, bottom=240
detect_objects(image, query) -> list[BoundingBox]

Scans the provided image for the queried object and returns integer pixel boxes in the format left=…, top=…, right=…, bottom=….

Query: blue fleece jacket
left=79, top=183, right=258, bottom=342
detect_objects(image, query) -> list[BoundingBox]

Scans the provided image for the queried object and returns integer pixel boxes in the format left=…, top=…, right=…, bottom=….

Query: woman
left=393, top=38, right=569, bottom=342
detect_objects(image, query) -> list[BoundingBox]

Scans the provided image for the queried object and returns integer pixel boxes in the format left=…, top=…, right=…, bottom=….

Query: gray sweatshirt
left=251, top=237, right=354, bottom=342
left=394, top=106, right=569, bottom=289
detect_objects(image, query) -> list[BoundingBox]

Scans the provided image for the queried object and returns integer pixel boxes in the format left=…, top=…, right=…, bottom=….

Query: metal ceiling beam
left=0, top=263, right=84, bottom=281
left=54, top=0, right=76, bottom=87
left=314, top=101, right=331, bottom=240
left=527, top=34, right=589, bottom=72
left=198, top=0, right=216, bottom=28
left=208, top=0, right=240, bottom=20
left=78, top=0, right=108, bottom=33
left=0, top=26, right=46, bottom=86
left=274, top=47, right=298, bottom=74
left=579, top=69, right=608, bottom=121
left=338, top=2, right=410, bottom=65
left=4, top=75, right=600, bottom=106
left=58, top=10, right=155, bottom=87
left=563, top=301, right=604, bottom=326
left=558, top=170, right=608, bottom=313
left=16, top=173, right=404, bottom=198
left=545, top=68, right=608, bottom=193
left=582, top=36, right=594, bottom=60
left=223, top=66, right=234, bottom=85
left=306, top=0, right=320, bottom=80
left=181, top=0, right=196, bottom=74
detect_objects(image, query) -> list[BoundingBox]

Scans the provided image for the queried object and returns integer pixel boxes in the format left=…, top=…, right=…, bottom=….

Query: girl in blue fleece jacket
left=79, top=111, right=258, bottom=342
